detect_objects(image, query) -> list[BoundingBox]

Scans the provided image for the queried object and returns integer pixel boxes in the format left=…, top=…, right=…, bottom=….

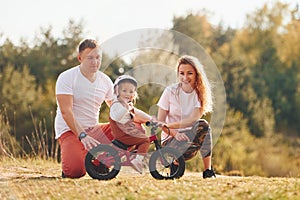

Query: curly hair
left=176, top=55, right=213, bottom=115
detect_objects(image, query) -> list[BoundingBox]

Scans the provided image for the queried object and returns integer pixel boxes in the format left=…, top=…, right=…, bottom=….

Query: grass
left=0, top=158, right=299, bottom=200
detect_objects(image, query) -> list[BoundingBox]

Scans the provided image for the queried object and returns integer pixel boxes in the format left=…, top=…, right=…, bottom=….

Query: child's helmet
left=114, top=75, right=138, bottom=87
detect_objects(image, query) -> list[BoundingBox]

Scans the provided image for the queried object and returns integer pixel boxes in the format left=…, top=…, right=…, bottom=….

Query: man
left=55, top=39, right=114, bottom=178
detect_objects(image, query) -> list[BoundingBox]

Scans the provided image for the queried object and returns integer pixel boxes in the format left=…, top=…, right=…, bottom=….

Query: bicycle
left=85, top=121, right=185, bottom=180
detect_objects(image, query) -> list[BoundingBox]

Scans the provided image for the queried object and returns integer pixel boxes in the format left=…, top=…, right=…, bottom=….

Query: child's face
left=118, top=82, right=136, bottom=102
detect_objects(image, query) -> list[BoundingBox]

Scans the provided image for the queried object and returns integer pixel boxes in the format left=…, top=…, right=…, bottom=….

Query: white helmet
left=114, top=75, right=138, bottom=87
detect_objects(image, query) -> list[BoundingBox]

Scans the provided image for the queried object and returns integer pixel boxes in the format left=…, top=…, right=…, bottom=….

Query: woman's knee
left=197, top=119, right=210, bottom=130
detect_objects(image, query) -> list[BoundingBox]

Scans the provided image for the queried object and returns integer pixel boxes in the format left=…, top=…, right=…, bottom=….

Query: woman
left=157, top=55, right=215, bottom=178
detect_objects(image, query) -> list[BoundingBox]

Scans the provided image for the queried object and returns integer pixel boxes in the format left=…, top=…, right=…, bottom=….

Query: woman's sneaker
left=203, top=169, right=216, bottom=178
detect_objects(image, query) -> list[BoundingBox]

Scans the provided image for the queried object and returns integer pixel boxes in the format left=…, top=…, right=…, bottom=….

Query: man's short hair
left=78, top=39, right=99, bottom=53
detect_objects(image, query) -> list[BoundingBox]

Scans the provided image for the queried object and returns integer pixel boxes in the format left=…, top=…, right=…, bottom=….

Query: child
left=109, top=75, right=152, bottom=173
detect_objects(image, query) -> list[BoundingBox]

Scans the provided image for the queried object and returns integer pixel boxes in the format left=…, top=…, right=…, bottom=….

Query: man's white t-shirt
left=157, top=83, right=201, bottom=141
left=54, top=65, right=114, bottom=139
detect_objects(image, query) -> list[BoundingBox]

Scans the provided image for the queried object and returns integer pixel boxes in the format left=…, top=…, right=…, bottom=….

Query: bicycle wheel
left=85, top=144, right=121, bottom=180
left=149, top=147, right=185, bottom=180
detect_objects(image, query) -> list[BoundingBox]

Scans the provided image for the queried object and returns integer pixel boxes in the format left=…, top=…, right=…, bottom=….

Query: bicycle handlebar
left=145, top=121, right=158, bottom=127
left=146, top=121, right=169, bottom=130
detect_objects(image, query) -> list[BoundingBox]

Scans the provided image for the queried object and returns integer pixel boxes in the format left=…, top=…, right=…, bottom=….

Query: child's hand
left=150, top=116, right=157, bottom=122
left=127, top=101, right=134, bottom=112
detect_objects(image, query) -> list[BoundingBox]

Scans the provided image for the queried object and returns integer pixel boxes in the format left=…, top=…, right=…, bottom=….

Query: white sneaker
left=131, top=158, right=144, bottom=174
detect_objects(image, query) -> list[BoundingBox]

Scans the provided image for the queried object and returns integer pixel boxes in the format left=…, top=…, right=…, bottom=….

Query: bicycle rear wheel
left=149, top=147, right=185, bottom=180
left=85, top=144, right=121, bottom=180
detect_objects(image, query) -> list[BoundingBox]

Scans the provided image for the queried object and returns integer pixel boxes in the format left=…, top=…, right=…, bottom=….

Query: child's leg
left=118, top=135, right=150, bottom=154
left=86, top=123, right=114, bottom=144
left=119, top=135, right=149, bottom=174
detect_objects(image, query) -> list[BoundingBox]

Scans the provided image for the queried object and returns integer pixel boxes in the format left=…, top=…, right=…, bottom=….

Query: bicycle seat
left=112, top=140, right=129, bottom=150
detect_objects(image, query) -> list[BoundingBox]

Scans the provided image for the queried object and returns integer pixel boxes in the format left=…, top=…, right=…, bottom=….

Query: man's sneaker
left=131, top=158, right=144, bottom=174
left=203, top=169, right=216, bottom=179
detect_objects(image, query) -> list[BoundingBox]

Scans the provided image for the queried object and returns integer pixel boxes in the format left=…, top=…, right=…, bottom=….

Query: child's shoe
left=131, top=158, right=144, bottom=174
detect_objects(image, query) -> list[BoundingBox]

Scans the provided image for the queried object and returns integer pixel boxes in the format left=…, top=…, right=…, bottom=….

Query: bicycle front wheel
left=149, top=147, right=185, bottom=180
left=85, top=144, right=121, bottom=180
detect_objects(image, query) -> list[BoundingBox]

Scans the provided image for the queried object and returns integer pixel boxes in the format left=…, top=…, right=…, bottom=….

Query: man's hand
left=80, top=135, right=100, bottom=150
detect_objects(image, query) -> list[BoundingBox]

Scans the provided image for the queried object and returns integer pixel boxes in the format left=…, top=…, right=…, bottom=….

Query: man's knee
left=63, top=166, right=86, bottom=178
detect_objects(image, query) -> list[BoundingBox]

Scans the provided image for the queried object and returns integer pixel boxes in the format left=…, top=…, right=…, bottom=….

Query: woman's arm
left=157, top=107, right=189, bottom=140
left=157, top=108, right=175, bottom=136
left=167, top=108, right=202, bottom=129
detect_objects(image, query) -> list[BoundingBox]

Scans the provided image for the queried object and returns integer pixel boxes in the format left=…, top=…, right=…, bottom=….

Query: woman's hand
left=174, top=132, right=190, bottom=141
left=156, top=121, right=167, bottom=128
left=156, top=121, right=170, bottom=134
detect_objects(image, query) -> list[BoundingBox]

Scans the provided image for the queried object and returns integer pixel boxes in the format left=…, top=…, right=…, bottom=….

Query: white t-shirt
left=54, top=65, right=114, bottom=139
left=110, top=100, right=132, bottom=124
left=157, top=83, right=201, bottom=140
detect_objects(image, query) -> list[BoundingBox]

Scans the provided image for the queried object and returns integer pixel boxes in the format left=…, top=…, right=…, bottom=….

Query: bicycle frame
left=85, top=121, right=186, bottom=180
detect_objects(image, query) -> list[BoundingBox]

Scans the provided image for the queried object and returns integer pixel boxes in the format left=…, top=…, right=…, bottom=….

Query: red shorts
left=58, top=123, right=113, bottom=178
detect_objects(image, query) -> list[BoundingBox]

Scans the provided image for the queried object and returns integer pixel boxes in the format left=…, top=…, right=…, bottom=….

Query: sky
left=0, top=0, right=298, bottom=45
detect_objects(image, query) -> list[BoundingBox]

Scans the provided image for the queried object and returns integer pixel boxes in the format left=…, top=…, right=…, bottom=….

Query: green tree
left=0, top=65, right=41, bottom=140
left=234, top=2, right=299, bottom=134
left=27, top=19, right=84, bottom=85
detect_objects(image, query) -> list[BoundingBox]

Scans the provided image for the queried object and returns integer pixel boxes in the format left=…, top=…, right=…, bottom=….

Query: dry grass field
left=0, top=158, right=299, bottom=200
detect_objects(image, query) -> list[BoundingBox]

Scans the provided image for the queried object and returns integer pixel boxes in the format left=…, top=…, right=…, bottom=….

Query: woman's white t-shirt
left=54, top=66, right=114, bottom=139
left=157, top=83, right=201, bottom=140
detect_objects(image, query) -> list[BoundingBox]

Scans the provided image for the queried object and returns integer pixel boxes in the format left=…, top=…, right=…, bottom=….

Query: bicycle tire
left=85, top=144, right=121, bottom=180
left=149, top=147, right=185, bottom=180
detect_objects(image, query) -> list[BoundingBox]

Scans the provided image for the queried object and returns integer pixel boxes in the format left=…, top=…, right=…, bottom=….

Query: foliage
left=0, top=19, right=85, bottom=146
left=0, top=108, right=22, bottom=157
left=171, top=2, right=300, bottom=136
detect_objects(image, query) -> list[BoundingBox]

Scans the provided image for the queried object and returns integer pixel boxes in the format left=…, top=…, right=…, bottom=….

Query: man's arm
left=56, top=94, right=99, bottom=149
left=57, top=94, right=84, bottom=135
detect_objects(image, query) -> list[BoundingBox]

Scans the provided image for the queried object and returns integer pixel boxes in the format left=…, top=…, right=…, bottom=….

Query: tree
left=0, top=65, right=41, bottom=140
left=235, top=2, right=299, bottom=134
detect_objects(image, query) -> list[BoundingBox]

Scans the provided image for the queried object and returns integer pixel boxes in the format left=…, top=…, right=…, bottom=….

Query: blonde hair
left=176, top=55, right=213, bottom=115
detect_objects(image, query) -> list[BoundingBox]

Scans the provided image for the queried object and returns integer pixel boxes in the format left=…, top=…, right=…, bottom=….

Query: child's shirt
left=110, top=99, right=146, bottom=139
left=110, top=100, right=132, bottom=124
